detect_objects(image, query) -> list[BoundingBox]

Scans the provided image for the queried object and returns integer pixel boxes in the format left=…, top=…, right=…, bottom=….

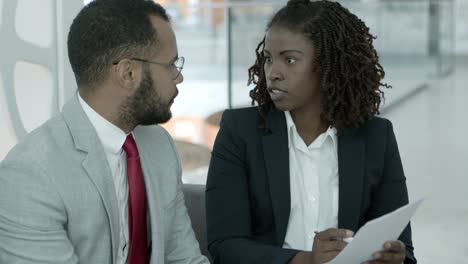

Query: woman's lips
left=268, top=87, right=287, bottom=101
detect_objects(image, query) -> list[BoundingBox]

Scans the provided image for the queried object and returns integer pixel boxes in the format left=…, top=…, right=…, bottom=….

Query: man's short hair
left=67, top=0, right=169, bottom=88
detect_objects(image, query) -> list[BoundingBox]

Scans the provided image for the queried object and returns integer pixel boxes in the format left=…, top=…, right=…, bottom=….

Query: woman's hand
left=310, top=228, right=353, bottom=264
left=362, top=240, right=406, bottom=264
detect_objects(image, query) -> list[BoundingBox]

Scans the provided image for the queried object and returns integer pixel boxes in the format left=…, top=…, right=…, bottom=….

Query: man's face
left=122, top=15, right=183, bottom=126
left=125, top=66, right=175, bottom=125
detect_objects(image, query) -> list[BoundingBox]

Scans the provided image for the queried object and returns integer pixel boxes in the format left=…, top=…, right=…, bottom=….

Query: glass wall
left=0, top=0, right=456, bottom=181
left=158, top=0, right=455, bottom=182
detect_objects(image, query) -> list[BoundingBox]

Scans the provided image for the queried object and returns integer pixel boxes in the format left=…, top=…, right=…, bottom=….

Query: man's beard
left=118, top=69, right=174, bottom=128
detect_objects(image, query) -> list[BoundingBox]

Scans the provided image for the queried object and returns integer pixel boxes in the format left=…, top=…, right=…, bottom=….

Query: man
left=0, top=0, right=209, bottom=263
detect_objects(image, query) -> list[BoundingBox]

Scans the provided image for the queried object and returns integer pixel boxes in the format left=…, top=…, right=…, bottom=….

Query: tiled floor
left=382, top=60, right=468, bottom=263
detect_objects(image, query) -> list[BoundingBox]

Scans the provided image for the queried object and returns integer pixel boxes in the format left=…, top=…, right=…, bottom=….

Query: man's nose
left=175, top=72, right=184, bottom=84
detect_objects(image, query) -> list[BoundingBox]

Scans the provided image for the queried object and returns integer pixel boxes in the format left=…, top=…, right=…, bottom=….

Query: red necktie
left=123, top=134, right=148, bottom=264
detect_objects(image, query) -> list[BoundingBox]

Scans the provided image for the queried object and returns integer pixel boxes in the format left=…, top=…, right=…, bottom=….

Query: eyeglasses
left=114, top=56, right=185, bottom=80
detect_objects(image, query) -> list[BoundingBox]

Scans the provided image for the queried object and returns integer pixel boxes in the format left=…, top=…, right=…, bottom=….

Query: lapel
left=62, top=94, right=120, bottom=263
left=337, top=127, right=365, bottom=231
left=261, top=110, right=366, bottom=239
left=133, top=127, right=164, bottom=263
left=261, top=110, right=291, bottom=245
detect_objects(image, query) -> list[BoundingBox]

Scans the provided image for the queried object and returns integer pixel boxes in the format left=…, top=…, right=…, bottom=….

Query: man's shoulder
left=1, top=114, right=70, bottom=169
left=134, top=124, right=173, bottom=144
left=133, top=124, right=179, bottom=159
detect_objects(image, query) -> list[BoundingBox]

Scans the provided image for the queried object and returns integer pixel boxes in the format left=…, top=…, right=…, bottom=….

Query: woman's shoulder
left=363, top=116, right=392, bottom=130
left=357, top=116, right=396, bottom=144
left=223, top=106, right=258, bottom=115
left=219, top=107, right=272, bottom=139
left=222, top=106, right=261, bottom=124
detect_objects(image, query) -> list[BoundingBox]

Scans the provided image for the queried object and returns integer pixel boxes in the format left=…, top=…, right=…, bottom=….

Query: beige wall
left=0, top=0, right=82, bottom=160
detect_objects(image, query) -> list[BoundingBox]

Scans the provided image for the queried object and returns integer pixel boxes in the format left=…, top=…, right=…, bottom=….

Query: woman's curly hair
left=248, top=0, right=390, bottom=134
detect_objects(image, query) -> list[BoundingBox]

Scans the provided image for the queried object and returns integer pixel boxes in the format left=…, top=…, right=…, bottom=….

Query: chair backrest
left=182, top=183, right=212, bottom=261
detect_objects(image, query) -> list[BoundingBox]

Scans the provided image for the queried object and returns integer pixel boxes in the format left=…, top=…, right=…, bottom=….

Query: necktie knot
left=123, top=134, right=139, bottom=158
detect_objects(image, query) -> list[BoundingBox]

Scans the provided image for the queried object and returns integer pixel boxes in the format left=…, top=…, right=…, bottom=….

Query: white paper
left=326, top=199, right=424, bottom=264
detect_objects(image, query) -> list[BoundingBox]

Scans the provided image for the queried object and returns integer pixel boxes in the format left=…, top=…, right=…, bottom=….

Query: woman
left=205, top=1, right=416, bottom=264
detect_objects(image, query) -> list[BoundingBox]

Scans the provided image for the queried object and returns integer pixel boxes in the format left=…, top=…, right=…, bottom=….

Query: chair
left=182, top=183, right=212, bottom=261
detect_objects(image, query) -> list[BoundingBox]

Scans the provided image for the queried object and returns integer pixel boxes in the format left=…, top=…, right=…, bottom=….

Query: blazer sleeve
left=205, top=111, right=300, bottom=264
left=0, top=162, right=79, bottom=264
left=161, top=130, right=210, bottom=264
left=366, top=120, right=417, bottom=264
left=164, top=180, right=211, bottom=264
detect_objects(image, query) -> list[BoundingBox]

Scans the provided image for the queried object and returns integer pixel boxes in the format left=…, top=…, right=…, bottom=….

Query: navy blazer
left=206, top=107, right=416, bottom=264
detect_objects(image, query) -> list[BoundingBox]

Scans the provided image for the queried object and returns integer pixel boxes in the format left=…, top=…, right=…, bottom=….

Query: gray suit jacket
left=0, top=95, right=209, bottom=264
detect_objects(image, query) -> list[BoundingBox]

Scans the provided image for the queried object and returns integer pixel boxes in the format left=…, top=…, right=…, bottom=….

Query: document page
left=327, top=199, right=424, bottom=264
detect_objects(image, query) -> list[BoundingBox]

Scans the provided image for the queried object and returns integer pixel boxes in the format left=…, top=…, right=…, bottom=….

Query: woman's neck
left=290, top=107, right=328, bottom=146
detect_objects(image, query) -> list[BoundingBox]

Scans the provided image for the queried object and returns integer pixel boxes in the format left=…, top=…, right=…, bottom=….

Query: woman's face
left=263, top=26, right=321, bottom=113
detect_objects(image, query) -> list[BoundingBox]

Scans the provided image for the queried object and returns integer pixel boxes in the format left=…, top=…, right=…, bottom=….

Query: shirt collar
left=285, top=111, right=296, bottom=149
left=78, top=93, right=127, bottom=155
left=284, top=111, right=338, bottom=151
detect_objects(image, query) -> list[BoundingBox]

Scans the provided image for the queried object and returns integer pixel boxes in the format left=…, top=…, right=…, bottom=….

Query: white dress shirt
left=282, top=111, right=340, bottom=251
left=78, top=94, right=130, bottom=264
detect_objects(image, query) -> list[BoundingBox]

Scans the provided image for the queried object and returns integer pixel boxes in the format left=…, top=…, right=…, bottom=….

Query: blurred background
left=1, top=0, right=467, bottom=263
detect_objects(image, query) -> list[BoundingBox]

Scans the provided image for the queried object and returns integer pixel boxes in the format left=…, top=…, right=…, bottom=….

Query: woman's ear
left=312, top=63, right=319, bottom=73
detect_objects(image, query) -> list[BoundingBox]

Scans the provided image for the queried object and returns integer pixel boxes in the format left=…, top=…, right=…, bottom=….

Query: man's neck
left=78, top=89, right=132, bottom=133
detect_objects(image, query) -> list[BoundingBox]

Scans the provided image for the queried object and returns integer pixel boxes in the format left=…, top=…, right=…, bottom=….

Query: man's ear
left=113, top=59, right=141, bottom=90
